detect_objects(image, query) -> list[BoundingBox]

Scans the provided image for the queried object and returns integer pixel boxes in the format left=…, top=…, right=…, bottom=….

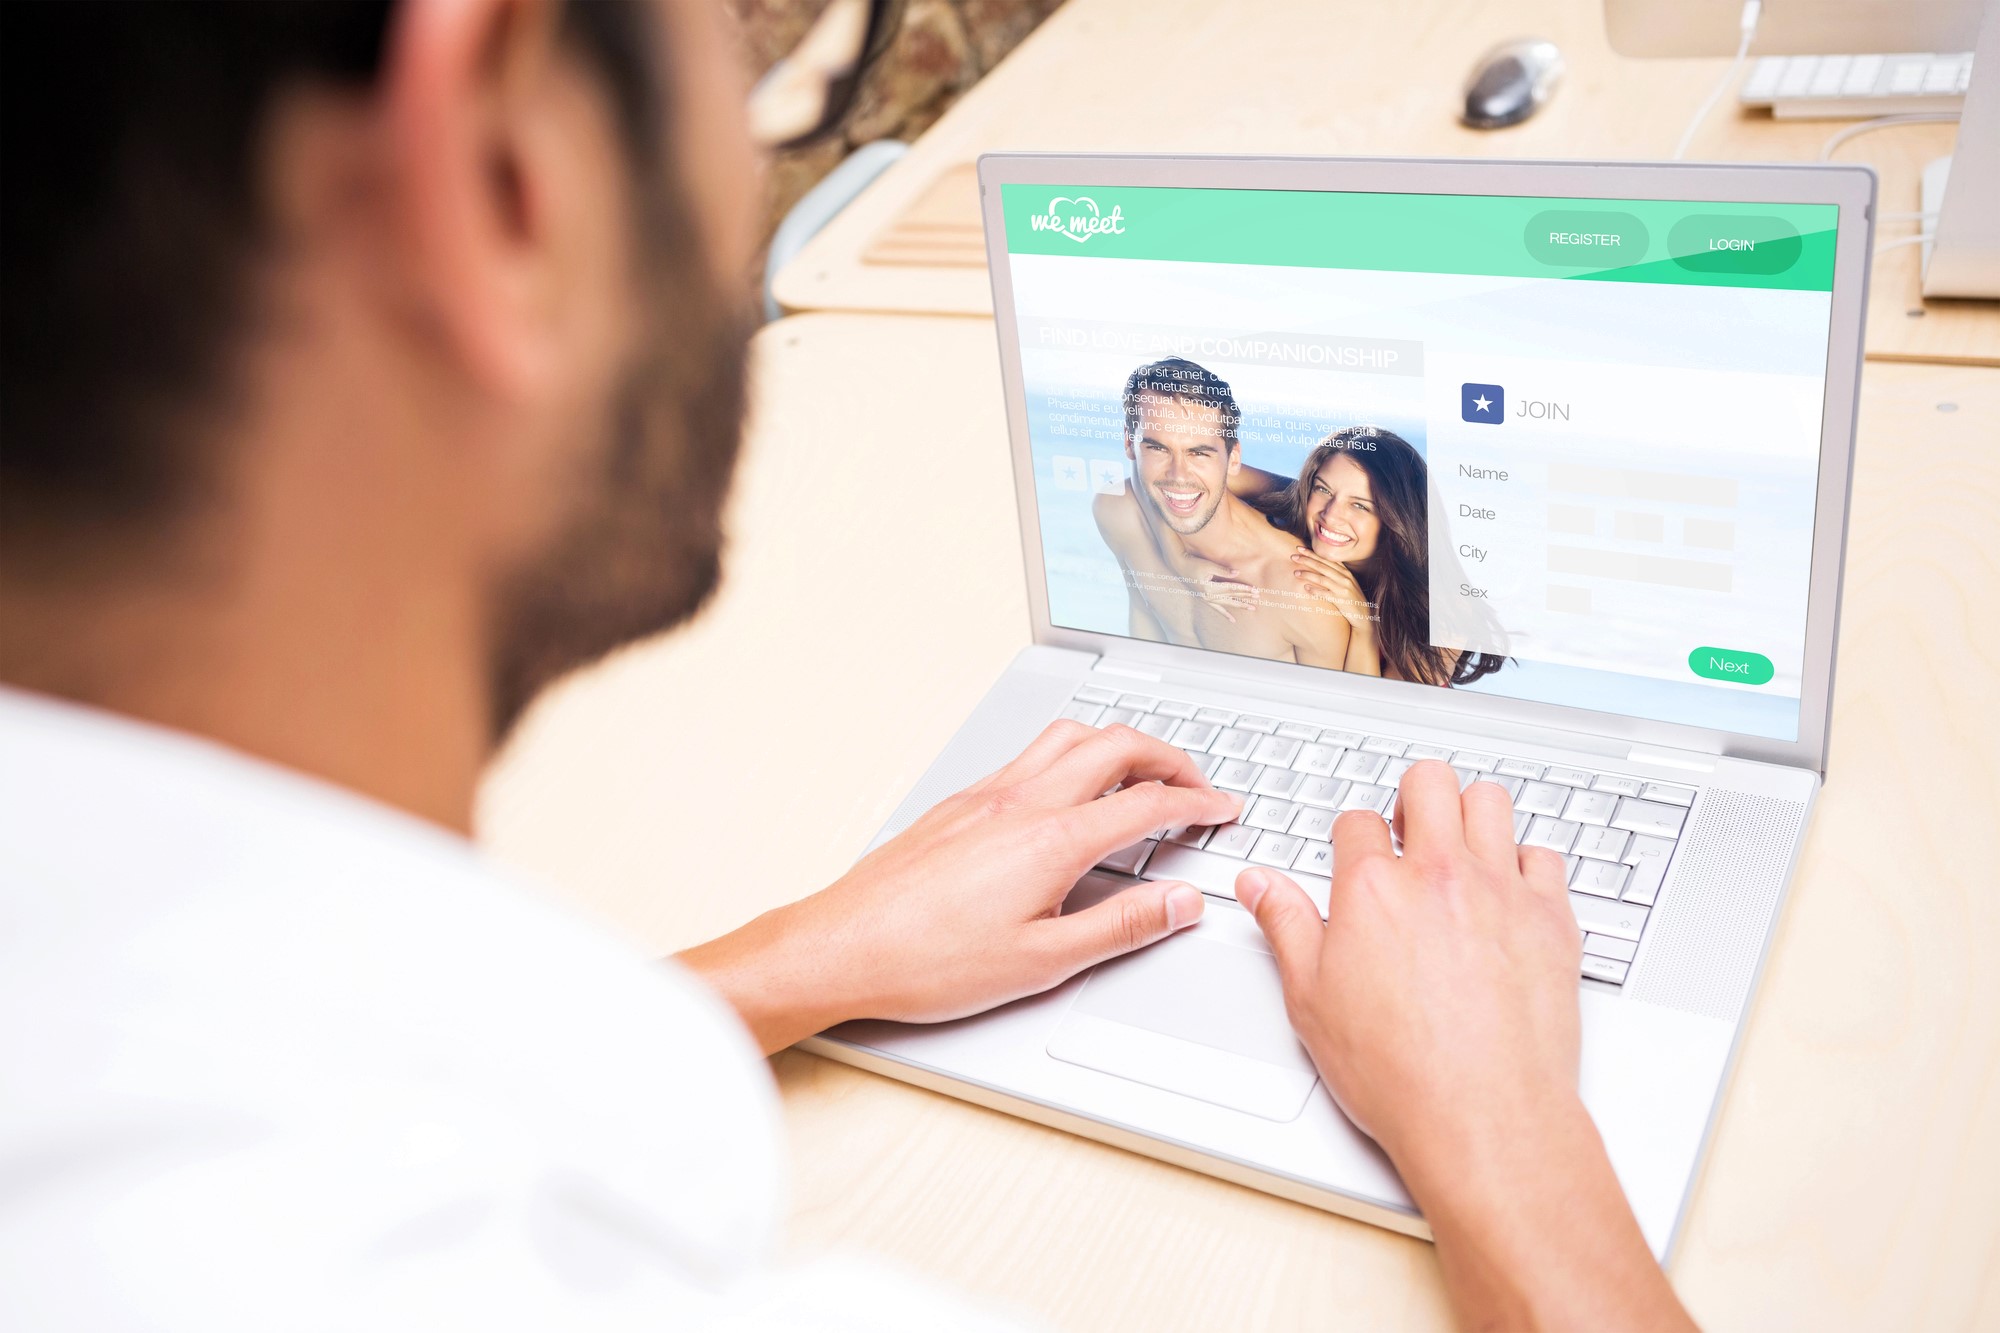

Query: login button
left=1668, top=214, right=1801, bottom=275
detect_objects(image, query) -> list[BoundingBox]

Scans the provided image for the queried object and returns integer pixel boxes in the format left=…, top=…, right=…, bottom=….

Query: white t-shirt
left=0, top=688, right=1023, bottom=1331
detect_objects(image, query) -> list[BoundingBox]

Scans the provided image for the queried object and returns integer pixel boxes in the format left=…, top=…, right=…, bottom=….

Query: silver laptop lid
left=976, top=154, right=1875, bottom=775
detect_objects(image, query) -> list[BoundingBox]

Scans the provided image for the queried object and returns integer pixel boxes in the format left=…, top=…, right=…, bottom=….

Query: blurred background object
left=733, top=0, right=1068, bottom=239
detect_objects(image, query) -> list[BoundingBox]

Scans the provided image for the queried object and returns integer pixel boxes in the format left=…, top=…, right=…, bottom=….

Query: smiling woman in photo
left=1258, top=426, right=1506, bottom=686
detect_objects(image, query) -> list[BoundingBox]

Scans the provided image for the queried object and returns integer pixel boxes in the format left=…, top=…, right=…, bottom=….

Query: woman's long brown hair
left=1256, top=426, right=1504, bottom=687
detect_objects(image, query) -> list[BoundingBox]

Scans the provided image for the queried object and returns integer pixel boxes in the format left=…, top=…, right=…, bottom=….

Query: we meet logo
left=1461, top=382, right=1504, bottom=424
left=1028, top=195, right=1128, bottom=244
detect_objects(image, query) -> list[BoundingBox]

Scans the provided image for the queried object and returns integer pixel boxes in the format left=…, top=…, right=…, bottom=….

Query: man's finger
left=1460, top=779, right=1518, bottom=867
left=1233, top=866, right=1323, bottom=993
left=1061, top=779, right=1241, bottom=859
left=1037, top=878, right=1204, bottom=975
left=1391, top=760, right=1464, bottom=860
left=1330, top=805, right=1394, bottom=867
left=1016, top=723, right=1217, bottom=807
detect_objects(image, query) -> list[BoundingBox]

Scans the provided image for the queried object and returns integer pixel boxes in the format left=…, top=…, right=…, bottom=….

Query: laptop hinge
left=1090, top=659, right=1164, bottom=683
left=1624, top=746, right=1720, bottom=774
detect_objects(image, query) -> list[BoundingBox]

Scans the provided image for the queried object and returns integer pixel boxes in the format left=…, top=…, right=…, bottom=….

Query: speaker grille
left=1632, top=789, right=1807, bottom=1020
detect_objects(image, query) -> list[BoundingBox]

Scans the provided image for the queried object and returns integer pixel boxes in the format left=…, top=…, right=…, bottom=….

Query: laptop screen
left=997, top=184, right=1841, bottom=742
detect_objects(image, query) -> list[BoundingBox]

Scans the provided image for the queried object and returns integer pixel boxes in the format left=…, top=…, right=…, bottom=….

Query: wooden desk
left=478, top=314, right=2000, bottom=1331
left=769, top=0, right=1998, bottom=367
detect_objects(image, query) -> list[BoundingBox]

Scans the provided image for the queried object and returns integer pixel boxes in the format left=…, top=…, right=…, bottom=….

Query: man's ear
left=380, top=0, right=614, bottom=403
left=1124, top=428, right=1139, bottom=462
left=1225, top=444, right=1242, bottom=476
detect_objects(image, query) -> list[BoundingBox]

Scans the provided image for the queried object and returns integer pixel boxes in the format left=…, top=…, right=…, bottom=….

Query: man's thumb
left=1234, top=866, right=1322, bottom=985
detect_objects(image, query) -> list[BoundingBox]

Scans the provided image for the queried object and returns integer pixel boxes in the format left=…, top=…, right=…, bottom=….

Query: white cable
left=1673, top=0, right=1761, bottom=161
left=1878, top=210, right=1940, bottom=222
left=1818, top=113, right=1961, bottom=161
left=1876, top=232, right=1937, bottom=255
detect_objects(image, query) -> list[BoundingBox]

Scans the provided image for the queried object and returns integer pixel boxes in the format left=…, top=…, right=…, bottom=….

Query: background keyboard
left=1061, top=685, right=1693, bottom=990
left=1739, top=51, right=1972, bottom=118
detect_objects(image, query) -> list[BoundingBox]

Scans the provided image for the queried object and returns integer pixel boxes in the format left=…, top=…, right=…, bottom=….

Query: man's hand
left=1234, top=760, right=1697, bottom=1332
left=679, top=721, right=1240, bottom=1054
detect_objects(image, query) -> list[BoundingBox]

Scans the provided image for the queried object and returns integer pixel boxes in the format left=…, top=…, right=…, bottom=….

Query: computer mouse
left=1461, top=38, right=1564, bottom=129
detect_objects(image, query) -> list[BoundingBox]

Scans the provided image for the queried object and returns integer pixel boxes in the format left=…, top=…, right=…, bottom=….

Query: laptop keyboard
left=1061, top=685, right=1694, bottom=990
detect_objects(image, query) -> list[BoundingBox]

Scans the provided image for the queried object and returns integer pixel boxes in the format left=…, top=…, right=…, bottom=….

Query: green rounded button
left=1689, top=646, right=1775, bottom=685
left=1667, top=214, right=1801, bottom=275
left=1525, top=210, right=1650, bottom=268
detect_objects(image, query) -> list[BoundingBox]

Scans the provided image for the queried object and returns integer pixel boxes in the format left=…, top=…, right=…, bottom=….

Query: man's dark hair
left=1119, top=357, right=1241, bottom=453
left=0, top=0, right=659, bottom=578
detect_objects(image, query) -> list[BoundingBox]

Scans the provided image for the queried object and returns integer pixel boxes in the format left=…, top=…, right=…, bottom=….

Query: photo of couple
left=1092, top=357, right=1506, bottom=687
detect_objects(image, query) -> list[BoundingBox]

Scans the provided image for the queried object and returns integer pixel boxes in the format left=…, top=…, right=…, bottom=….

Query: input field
left=1685, top=517, right=1737, bottom=550
left=1549, top=462, right=1739, bottom=509
left=1614, top=511, right=1666, bottom=542
left=1548, top=502, right=1595, bottom=536
left=1548, top=545, right=1734, bottom=592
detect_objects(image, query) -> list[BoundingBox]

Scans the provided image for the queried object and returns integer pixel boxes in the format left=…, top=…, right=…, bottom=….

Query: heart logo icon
left=1047, top=195, right=1098, bottom=244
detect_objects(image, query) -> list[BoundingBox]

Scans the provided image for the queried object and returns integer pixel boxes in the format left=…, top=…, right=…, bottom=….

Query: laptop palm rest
left=1045, top=907, right=1320, bottom=1123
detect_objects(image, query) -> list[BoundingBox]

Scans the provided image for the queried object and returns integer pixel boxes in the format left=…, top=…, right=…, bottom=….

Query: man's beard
left=484, top=291, right=752, bottom=744
left=1149, top=481, right=1224, bottom=537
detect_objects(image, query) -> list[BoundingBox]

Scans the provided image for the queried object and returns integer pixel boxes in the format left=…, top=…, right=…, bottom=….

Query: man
left=1092, top=358, right=1344, bottom=667
left=0, top=3, right=1694, bottom=1330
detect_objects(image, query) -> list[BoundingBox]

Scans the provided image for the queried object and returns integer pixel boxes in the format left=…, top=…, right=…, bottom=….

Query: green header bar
left=1001, top=184, right=1838, bottom=291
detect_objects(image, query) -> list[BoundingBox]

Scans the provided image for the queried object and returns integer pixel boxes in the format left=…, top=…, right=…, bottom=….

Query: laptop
left=800, top=154, right=1874, bottom=1258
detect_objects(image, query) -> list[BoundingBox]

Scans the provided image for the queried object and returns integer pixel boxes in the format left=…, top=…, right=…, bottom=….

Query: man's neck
left=1175, top=492, right=1270, bottom=569
left=0, top=561, right=493, bottom=836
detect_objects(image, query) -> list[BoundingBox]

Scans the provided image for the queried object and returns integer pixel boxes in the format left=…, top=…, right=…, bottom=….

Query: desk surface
left=770, top=0, right=1997, bottom=367
left=479, top=314, right=2000, bottom=1331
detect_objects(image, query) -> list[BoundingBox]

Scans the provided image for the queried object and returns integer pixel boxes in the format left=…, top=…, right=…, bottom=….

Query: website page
left=1000, top=184, right=1840, bottom=741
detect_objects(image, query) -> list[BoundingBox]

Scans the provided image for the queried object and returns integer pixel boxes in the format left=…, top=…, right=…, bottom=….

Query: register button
left=1524, top=210, right=1650, bottom=267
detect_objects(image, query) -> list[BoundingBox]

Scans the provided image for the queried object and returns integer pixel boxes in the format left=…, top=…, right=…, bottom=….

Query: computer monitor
left=1606, top=0, right=2000, bottom=298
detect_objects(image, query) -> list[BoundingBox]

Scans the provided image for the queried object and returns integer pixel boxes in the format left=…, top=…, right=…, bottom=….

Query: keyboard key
left=1075, top=684, right=1120, bottom=705
left=1335, top=750, right=1387, bottom=782
left=1213, top=759, right=1261, bottom=791
left=1205, top=823, right=1261, bottom=857
left=1296, top=776, right=1350, bottom=809
left=1843, top=52, right=1882, bottom=94
left=1544, top=765, right=1594, bottom=788
left=1809, top=54, right=1849, bottom=95
left=1276, top=720, right=1320, bottom=740
left=1591, top=774, right=1644, bottom=797
left=1291, top=742, right=1343, bottom=776
left=1888, top=58, right=1924, bottom=93
left=1580, top=955, right=1631, bottom=986
left=1742, top=55, right=1783, bottom=100
left=1289, top=805, right=1337, bottom=841
left=1583, top=933, right=1638, bottom=963
left=1340, top=782, right=1394, bottom=814
left=1778, top=56, right=1817, bottom=97
left=1405, top=742, right=1456, bottom=762
left=1236, top=715, right=1279, bottom=734
left=1380, top=756, right=1417, bottom=786
left=1187, top=752, right=1225, bottom=780
left=1098, top=839, right=1156, bottom=875
left=1100, top=707, right=1141, bottom=728
left=1523, top=816, right=1580, bottom=854
left=1611, top=797, right=1688, bottom=839
left=1362, top=737, right=1407, bottom=756
left=1319, top=728, right=1365, bottom=749
left=1450, top=766, right=1481, bottom=790
left=1154, top=698, right=1200, bottom=719
left=1563, top=789, right=1620, bottom=826
left=1194, top=706, right=1238, bottom=726
left=1574, top=825, right=1632, bottom=862
left=1621, top=835, right=1675, bottom=905
left=1569, top=893, right=1648, bottom=942
left=1452, top=750, right=1499, bottom=772
left=1641, top=782, right=1695, bottom=807
left=1250, top=767, right=1305, bottom=798
left=1571, top=859, right=1630, bottom=899
left=1496, top=757, right=1544, bottom=779
left=1246, top=797, right=1302, bottom=831
left=1250, top=735, right=1304, bottom=767
left=1293, top=839, right=1336, bottom=877
left=1513, top=809, right=1532, bottom=842
left=1169, top=720, right=1220, bottom=752
left=1477, top=774, right=1525, bottom=799
left=1115, top=693, right=1159, bottom=713
left=1058, top=700, right=1105, bottom=725
left=1515, top=781, right=1570, bottom=816
left=1208, top=727, right=1259, bottom=760
left=1136, top=713, right=1180, bottom=739
left=1144, top=842, right=1330, bottom=916
left=1250, top=831, right=1306, bottom=868
left=1165, top=825, right=1213, bottom=848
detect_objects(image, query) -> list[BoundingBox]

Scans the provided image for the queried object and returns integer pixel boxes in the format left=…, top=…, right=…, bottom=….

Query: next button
left=1688, top=646, right=1776, bottom=685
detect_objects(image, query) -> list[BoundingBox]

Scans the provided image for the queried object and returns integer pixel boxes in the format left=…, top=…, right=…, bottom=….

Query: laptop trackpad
left=1046, top=918, right=1320, bottom=1122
